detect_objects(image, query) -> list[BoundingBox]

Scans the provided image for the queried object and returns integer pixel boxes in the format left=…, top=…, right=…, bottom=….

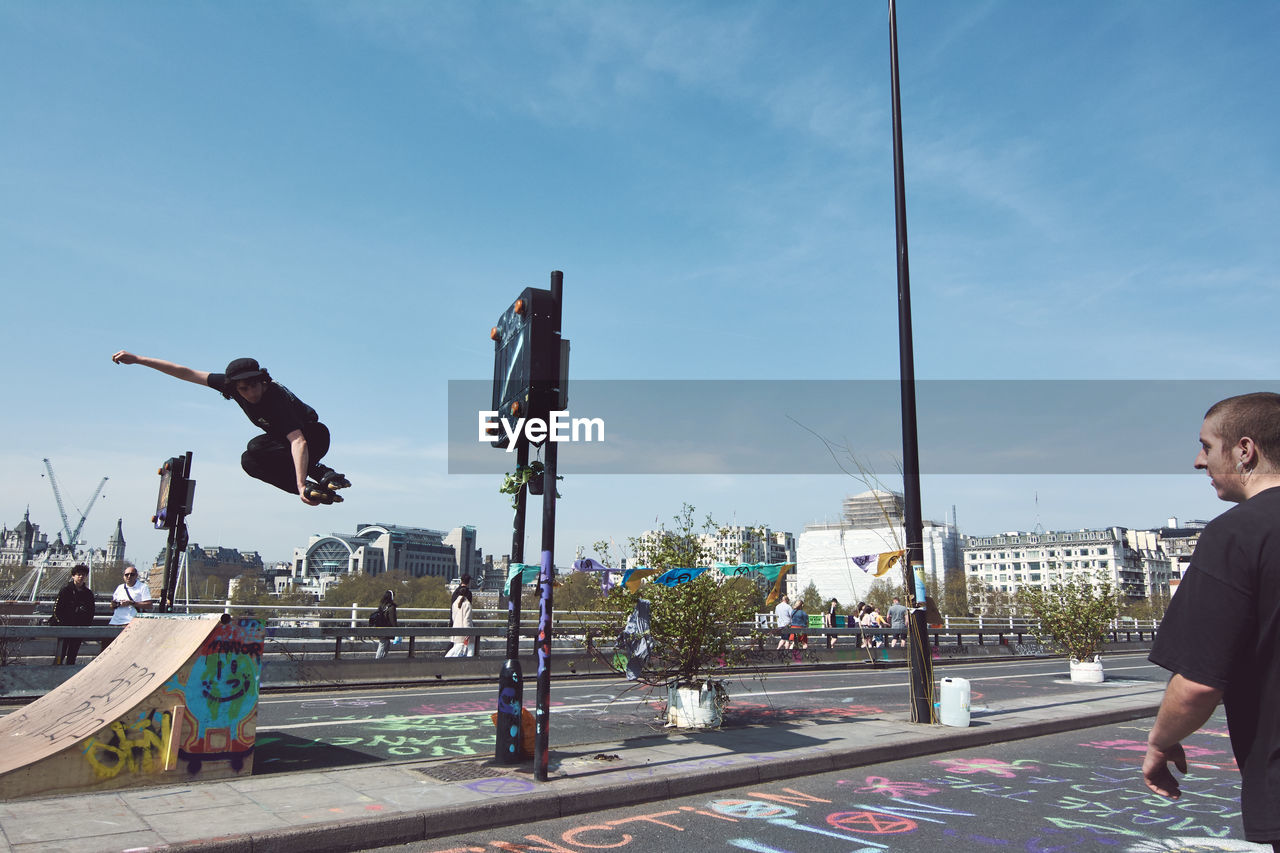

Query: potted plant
left=497, top=461, right=561, bottom=507
left=602, top=572, right=763, bottom=726
left=1019, top=574, right=1122, bottom=683
left=596, top=504, right=765, bottom=727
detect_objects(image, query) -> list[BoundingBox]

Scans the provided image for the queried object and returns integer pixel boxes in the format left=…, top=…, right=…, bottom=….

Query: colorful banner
left=851, top=550, right=906, bottom=578
left=505, top=562, right=543, bottom=586
left=620, top=568, right=659, bottom=592
left=650, top=566, right=710, bottom=587
left=717, top=562, right=794, bottom=606
left=610, top=561, right=795, bottom=603
left=571, top=557, right=616, bottom=593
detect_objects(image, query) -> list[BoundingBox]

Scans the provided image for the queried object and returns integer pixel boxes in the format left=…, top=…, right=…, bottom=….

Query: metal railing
left=1, top=600, right=1162, bottom=672
left=3, top=599, right=1162, bottom=635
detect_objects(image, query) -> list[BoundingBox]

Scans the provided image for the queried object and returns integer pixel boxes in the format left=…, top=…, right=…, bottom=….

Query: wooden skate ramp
left=0, top=613, right=265, bottom=800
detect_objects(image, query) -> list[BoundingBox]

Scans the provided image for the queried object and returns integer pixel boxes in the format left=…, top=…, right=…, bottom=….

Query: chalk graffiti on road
left=413, top=721, right=1250, bottom=853
left=921, top=758, right=1244, bottom=839
left=257, top=731, right=497, bottom=761
left=931, top=756, right=1039, bottom=778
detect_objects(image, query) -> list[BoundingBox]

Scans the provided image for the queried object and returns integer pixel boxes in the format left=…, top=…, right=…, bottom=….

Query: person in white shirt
left=774, top=594, right=794, bottom=650
left=109, top=567, right=153, bottom=626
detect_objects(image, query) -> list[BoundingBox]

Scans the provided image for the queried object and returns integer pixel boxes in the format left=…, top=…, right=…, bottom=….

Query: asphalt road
left=369, top=707, right=1257, bottom=853
left=254, top=653, right=1168, bottom=774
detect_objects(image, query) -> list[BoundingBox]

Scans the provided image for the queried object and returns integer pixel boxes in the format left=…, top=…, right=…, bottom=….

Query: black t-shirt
left=1149, top=485, right=1280, bottom=841
left=207, top=374, right=318, bottom=439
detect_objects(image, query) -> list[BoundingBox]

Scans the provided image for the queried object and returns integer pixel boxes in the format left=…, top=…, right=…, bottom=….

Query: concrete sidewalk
left=0, top=679, right=1166, bottom=853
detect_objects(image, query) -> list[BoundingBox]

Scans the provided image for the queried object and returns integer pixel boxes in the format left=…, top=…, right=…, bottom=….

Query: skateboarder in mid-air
left=111, top=351, right=350, bottom=506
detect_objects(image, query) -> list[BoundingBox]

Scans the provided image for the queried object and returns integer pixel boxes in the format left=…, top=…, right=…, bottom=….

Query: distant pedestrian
left=104, top=565, right=151, bottom=649
left=774, top=594, right=794, bottom=650
left=854, top=602, right=872, bottom=649
left=53, top=563, right=95, bottom=664
left=887, top=596, right=909, bottom=647
left=446, top=575, right=474, bottom=658
left=1144, top=392, right=1280, bottom=847
left=789, top=604, right=809, bottom=650
left=823, top=598, right=840, bottom=649
left=860, top=605, right=885, bottom=648
left=869, top=606, right=889, bottom=647
left=370, top=590, right=397, bottom=660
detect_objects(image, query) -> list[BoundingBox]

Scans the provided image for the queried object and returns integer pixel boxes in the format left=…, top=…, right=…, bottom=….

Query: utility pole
left=888, top=0, right=935, bottom=723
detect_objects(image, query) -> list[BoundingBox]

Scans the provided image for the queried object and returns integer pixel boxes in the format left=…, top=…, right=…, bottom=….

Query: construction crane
left=41, top=458, right=108, bottom=548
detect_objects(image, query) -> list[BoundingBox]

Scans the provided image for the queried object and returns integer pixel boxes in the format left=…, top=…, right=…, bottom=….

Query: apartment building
left=962, top=526, right=1172, bottom=602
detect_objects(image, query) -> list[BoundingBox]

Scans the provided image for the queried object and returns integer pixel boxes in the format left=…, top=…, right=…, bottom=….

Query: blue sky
left=3, top=1, right=1277, bottom=567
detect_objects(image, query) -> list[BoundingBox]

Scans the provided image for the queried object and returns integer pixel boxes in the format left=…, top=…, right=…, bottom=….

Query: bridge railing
left=1, top=620, right=1160, bottom=663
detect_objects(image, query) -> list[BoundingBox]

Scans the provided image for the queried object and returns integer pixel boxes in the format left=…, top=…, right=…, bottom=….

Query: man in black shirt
left=1145, top=392, right=1280, bottom=848
left=111, top=351, right=349, bottom=505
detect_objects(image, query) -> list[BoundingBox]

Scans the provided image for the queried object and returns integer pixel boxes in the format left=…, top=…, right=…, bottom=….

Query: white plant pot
left=666, top=683, right=723, bottom=728
left=1069, top=656, right=1105, bottom=683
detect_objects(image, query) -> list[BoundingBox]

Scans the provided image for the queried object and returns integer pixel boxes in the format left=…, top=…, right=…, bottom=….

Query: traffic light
left=489, top=287, right=561, bottom=448
left=153, top=454, right=195, bottom=529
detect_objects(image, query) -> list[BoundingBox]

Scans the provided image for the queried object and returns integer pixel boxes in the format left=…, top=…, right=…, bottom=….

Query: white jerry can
left=938, top=676, right=971, bottom=727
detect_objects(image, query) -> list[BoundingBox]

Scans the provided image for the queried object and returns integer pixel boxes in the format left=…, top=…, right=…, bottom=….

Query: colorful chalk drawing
left=853, top=775, right=942, bottom=798
left=1125, top=840, right=1271, bottom=852
left=160, top=617, right=264, bottom=772
left=412, top=759, right=1257, bottom=853
left=931, top=756, right=1040, bottom=777
left=412, top=704, right=1262, bottom=853
left=827, top=810, right=918, bottom=834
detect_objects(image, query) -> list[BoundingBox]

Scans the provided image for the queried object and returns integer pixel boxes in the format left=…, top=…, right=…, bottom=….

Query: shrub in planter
left=1019, top=574, right=1121, bottom=677
left=601, top=573, right=763, bottom=689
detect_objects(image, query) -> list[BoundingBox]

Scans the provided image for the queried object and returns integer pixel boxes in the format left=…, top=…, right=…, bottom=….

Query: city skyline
left=1, top=486, right=1216, bottom=570
left=3, top=2, right=1275, bottom=566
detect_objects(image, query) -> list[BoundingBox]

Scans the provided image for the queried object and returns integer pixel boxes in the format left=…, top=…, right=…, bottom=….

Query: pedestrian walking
left=446, top=575, right=474, bottom=658
left=369, top=590, right=397, bottom=660
left=1144, top=392, right=1280, bottom=848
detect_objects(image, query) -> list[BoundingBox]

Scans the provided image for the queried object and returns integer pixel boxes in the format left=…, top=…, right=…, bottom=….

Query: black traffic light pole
left=533, top=269, right=564, bottom=781
left=888, top=0, right=935, bottom=723
left=489, top=271, right=566, bottom=777
left=155, top=451, right=194, bottom=614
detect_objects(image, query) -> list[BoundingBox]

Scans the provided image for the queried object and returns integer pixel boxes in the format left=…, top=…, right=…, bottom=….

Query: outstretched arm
left=111, top=351, right=211, bottom=387
left=1143, top=673, right=1222, bottom=799
left=288, top=429, right=319, bottom=506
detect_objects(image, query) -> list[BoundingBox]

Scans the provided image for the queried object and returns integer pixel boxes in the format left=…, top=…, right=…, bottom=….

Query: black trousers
left=56, top=637, right=83, bottom=665
left=241, top=422, right=331, bottom=494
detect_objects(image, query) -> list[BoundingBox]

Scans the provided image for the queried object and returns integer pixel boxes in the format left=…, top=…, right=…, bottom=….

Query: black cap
left=225, top=357, right=268, bottom=382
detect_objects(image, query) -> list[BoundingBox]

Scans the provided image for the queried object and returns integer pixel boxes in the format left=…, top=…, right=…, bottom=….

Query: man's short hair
left=1206, top=393, right=1280, bottom=466
left=71, top=563, right=89, bottom=575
